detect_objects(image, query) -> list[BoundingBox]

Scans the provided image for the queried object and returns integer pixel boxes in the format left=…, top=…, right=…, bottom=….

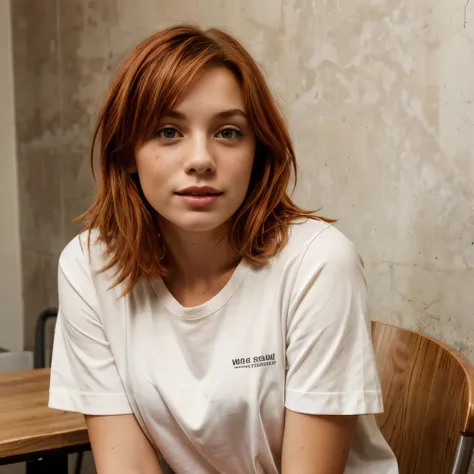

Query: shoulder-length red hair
left=79, top=24, right=330, bottom=294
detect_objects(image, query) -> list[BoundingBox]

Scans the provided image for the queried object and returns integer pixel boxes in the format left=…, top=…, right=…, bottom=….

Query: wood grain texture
left=372, top=321, right=474, bottom=474
left=0, top=368, right=88, bottom=459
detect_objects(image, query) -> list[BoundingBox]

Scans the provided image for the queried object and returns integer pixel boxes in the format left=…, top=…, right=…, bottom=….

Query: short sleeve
left=285, top=228, right=383, bottom=416
left=49, top=236, right=133, bottom=415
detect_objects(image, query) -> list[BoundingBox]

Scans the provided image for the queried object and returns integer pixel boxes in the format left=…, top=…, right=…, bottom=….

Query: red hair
left=79, top=24, right=331, bottom=294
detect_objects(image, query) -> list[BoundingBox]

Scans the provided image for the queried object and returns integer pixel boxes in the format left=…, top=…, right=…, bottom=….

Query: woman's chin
left=159, top=215, right=231, bottom=235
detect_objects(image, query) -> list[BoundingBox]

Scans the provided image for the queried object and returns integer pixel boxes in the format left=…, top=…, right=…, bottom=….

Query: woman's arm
left=281, top=409, right=357, bottom=474
left=86, top=414, right=163, bottom=474
left=49, top=240, right=163, bottom=474
left=282, top=230, right=383, bottom=472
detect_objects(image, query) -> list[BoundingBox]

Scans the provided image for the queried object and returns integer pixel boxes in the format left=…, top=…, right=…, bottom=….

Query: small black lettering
left=232, top=353, right=276, bottom=369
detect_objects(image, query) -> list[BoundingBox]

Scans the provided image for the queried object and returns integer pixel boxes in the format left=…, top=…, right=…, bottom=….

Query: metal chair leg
left=451, top=435, right=474, bottom=474
left=31, top=307, right=86, bottom=474
left=26, top=455, right=68, bottom=474
left=75, top=451, right=83, bottom=474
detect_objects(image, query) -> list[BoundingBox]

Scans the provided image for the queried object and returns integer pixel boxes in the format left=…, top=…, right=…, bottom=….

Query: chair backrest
left=34, top=307, right=58, bottom=369
left=371, top=321, right=474, bottom=474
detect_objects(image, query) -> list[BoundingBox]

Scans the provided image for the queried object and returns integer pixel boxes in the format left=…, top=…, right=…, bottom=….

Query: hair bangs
left=128, top=37, right=223, bottom=146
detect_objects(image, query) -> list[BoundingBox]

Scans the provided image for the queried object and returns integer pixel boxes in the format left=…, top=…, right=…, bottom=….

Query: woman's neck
left=160, top=220, right=240, bottom=288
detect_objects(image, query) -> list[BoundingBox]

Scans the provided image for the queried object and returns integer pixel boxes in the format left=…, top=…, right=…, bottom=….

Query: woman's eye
left=216, top=128, right=242, bottom=140
left=157, top=127, right=179, bottom=140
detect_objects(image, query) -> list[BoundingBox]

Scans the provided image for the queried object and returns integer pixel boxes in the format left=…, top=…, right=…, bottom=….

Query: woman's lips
left=175, top=193, right=222, bottom=208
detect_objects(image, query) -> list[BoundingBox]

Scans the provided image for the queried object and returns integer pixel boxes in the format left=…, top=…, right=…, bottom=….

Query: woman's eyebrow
left=214, top=109, right=248, bottom=120
left=161, top=108, right=248, bottom=120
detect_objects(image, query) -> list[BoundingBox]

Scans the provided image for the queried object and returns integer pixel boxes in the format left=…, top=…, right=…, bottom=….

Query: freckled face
left=133, top=67, right=256, bottom=234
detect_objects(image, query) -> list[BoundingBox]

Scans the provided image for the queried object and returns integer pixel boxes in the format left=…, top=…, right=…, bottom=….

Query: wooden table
left=0, top=368, right=90, bottom=472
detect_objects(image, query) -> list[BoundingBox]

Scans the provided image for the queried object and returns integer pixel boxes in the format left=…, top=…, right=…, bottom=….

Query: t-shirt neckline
left=151, top=259, right=251, bottom=319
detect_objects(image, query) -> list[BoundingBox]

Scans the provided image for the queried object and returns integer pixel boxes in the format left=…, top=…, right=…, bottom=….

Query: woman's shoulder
left=59, top=229, right=106, bottom=276
left=58, top=229, right=129, bottom=306
left=283, top=218, right=359, bottom=266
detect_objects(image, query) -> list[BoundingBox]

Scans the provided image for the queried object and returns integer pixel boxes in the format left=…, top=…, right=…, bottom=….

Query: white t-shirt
left=49, top=219, right=398, bottom=474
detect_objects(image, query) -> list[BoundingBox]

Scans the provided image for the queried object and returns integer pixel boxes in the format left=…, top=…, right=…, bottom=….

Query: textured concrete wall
left=0, top=0, right=23, bottom=351
left=11, top=0, right=474, bottom=372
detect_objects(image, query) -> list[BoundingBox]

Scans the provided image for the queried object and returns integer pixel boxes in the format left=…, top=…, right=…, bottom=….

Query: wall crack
left=465, top=0, right=472, bottom=28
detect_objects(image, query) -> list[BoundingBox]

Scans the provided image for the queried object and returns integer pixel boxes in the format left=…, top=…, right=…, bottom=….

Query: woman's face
left=133, top=67, right=256, bottom=235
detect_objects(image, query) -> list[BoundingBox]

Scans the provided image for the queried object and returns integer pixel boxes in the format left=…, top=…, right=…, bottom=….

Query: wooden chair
left=371, top=321, right=474, bottom=474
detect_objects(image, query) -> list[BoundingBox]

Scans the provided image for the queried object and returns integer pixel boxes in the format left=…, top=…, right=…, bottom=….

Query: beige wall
left=10, top=0, right=474, bottom=363
left=4, top=1, right=473, bottom=473
left=0, top=0, right=23, bottom=351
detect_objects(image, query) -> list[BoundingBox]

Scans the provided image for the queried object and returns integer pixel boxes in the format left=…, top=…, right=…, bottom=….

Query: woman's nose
left=184, top=137, right=216, bottom=175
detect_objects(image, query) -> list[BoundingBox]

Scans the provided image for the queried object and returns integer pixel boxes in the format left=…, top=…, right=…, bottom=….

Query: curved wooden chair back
left=371, top=321, right=474, bottom=474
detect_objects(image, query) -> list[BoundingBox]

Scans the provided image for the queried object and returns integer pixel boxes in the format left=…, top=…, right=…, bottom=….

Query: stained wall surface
left=11, top=0, right=474, bottom=371
left=0, top=0, right=23, bottom=351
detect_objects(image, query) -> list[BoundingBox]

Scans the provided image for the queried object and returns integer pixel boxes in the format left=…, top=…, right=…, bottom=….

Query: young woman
left=49, top=24, right=398, bottom=474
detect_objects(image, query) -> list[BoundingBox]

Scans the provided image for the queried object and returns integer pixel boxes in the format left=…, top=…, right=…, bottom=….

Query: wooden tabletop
left=0, top=368, right=89, bottom=461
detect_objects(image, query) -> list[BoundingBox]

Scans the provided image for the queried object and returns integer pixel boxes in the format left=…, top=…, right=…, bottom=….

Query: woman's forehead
left=168, top=67, right=246, bottom=116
